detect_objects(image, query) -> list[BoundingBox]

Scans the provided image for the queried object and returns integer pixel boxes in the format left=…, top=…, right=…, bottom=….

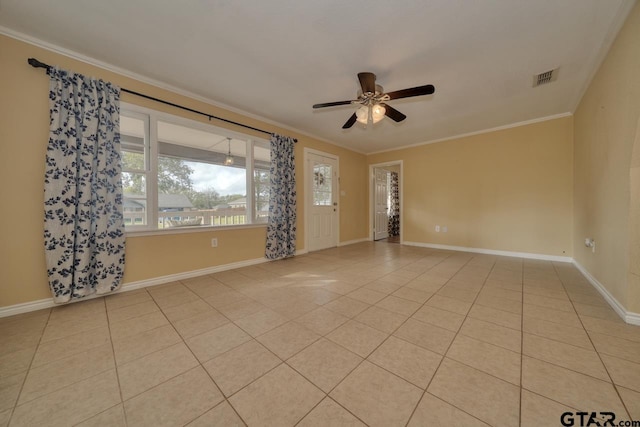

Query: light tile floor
left=2, top=242, right=640, bottom=426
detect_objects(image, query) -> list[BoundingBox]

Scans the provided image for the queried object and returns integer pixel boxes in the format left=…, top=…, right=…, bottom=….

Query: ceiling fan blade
left=381, top=103, right=406, bottom=122
left=313, top=100, right=355, bottom=109
left=386, top=84, right=435, bottom=100
left=358, top=72, right=376, bottom=94
left=342, top=113, right=358, bottom=129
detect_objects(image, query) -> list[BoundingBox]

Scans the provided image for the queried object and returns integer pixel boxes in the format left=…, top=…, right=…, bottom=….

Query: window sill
left=125, top=223, right=268, bottom=237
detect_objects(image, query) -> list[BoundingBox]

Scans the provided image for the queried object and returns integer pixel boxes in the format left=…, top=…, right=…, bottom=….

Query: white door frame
left=304, top=148, right=340, bottom=252
left=369, top=160, right=403, bottom=243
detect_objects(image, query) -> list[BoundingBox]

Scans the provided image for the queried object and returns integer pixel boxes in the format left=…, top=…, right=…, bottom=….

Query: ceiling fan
left=312, top=72, right=435, bottom=129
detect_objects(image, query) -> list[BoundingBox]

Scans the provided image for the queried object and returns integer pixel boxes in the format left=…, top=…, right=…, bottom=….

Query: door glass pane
left=313, top=163, right=332, bottom=206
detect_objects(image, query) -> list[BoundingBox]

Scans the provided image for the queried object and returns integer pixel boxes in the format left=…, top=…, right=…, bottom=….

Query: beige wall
left=368, top=117, right=574, bottom=257
left=573, top=2, right=640, bottom=312
left=0, top=35, right=368, bottom=307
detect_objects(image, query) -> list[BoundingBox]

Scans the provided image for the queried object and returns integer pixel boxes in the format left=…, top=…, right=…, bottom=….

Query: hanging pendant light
left=224, top=138, right=234, bottom=166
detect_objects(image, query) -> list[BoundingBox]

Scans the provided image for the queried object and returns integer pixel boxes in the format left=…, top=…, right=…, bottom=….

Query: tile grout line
left=286, top=248, right=466, bottom=427
left=145, top=286, right=250, bottom=426
left=277, top=250, right=458, bottom=421
left=103, top=296, right=128, bottom=427
left=172, top=273, right=315, bottom=426
left=394, top=271, right=619, bottom=387
left=551, top=262, right=634, bottom=421
left=519, top=257, right=524, bottom=427
left=12, top=300, right=120, bottom=425
left=209, top=250, right=405, bottom=426
left=291, top=396, right=368, bottom=427
left=138, top=286, right=250, bottom=424
left=580, top=334, right=640, bottom=364
left=9, top=325, right=131, bottom=413
left=401, top=253, right=496, bottom=427
left=7, top=307, right=53, bottom=426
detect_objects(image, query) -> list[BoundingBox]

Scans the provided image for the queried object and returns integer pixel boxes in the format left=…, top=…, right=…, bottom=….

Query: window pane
left=121, top=115, right=145, bottom=138
left=121, top=113, right=149, bottom=229
left=122, top=173, right=146, bottom=195
left=253, top=140, right=270, bottom=223
left=254, top=168, right=270, bottom=223
left=254, top=142, right=270, bottom=163
left=121, top=150, right=144, bottom=172
left=123, top=195, right=147, bottom=226
left=120, top=116, right=146, bottom=170
left=156, top=120, right=248, bottom=228
left=313, top=164, right=332, bottom=206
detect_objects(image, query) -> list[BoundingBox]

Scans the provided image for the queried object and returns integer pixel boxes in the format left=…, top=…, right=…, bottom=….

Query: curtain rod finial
left=28, top=58, right=51, bottom=70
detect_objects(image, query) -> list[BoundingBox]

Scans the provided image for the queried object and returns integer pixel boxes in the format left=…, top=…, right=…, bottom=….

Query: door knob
left=333, top=202, right=338, bottom=206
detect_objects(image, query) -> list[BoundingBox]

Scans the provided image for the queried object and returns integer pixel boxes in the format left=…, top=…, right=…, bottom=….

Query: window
left=121, top=105, right=270, bottom=231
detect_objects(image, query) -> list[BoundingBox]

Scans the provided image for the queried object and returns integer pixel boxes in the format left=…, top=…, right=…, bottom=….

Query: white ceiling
left=0, top=0, right=634, bottom=153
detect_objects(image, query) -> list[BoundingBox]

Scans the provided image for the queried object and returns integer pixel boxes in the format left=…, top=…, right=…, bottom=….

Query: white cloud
left=187, top=162, right=247, bottom=196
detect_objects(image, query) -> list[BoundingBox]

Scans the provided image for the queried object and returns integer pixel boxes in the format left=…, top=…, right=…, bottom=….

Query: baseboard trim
left=0, top=298, right=58, bottom=319
left=0, top=256, right=269, bottom=318
left=402, top=241, right=573, bottom=263
left=572, top=260, right=640, bottom=326
left=626, top=311, right=640, bottom=326
left=121, top=257, right=270, bottom=292
left=338, top=238, right=369, bottom=247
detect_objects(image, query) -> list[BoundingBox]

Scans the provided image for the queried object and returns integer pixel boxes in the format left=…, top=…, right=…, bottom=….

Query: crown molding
left=367, top=112, right=573, bottom=155
left=0, top=26, right=354, bottom=152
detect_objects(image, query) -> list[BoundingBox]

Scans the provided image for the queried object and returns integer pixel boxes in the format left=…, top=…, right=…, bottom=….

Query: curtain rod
left=27, top=58, right=297, bottom=142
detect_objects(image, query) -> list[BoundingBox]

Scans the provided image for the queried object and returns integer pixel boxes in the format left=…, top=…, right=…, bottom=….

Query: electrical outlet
left=435, top=225, right=440, bottom=232
left=442, top=226, right=448, bottom=233
left=211, top=238, right=218, bottom=248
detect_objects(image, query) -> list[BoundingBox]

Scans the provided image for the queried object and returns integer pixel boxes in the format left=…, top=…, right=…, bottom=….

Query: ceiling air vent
left=533, top=68, right=558, bottom=87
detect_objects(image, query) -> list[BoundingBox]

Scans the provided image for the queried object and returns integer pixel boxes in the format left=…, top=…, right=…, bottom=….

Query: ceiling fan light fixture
left=371, top=104, right=386, bottom=123
left=355, top=104, right=386, bottom=125
left=355, top=105, right=369, bottom=124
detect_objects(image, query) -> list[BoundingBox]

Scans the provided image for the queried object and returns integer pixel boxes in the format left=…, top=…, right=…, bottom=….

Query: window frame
left=120, top=102, right=270, bottom=235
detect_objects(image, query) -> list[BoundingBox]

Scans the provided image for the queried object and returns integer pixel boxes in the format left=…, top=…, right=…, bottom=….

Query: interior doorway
left=370, top=161, right=402, bottom=243
left=373, top=168, right=390, bottom=240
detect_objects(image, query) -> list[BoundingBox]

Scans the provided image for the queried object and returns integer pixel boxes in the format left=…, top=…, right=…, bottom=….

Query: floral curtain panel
left=44, top=67, right=125, bottom=303
left=265, top=134, right=297, bottom=259
left=388, top=171, right=400, bottom=236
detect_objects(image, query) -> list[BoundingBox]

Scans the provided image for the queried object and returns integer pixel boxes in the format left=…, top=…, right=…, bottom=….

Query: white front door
left=374, top=169, right=389, bottom=240
left=307, top=152, right=338, bottom=252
